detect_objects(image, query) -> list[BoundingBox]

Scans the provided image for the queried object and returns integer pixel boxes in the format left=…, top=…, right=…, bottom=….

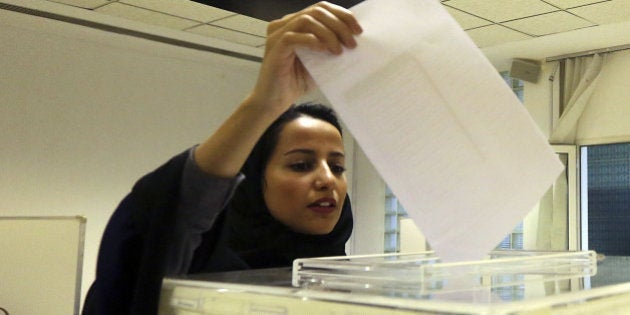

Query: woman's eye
left=331, top=165, right=346, bottom=174
left=289, top=162, right=311, bottom=172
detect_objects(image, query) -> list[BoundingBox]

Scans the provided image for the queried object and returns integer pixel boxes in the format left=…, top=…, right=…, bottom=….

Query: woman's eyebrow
left=329, top=151, right=345, bottom=158
left=283, top=149, right=345, bottom=157
left=284, top=148, right=315, bottom=156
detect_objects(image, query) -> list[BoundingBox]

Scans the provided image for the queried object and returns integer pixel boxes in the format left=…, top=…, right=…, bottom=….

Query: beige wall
left=0, top=8, right=260, bottom=309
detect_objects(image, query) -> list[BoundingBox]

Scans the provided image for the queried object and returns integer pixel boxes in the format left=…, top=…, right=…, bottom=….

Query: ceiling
left=28, top=0, right=630, bottom=64
left=190, top=0, right=364, bottom=22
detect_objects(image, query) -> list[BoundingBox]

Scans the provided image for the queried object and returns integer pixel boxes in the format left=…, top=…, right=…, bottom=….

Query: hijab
left=189, top=104, right=353, bottom=273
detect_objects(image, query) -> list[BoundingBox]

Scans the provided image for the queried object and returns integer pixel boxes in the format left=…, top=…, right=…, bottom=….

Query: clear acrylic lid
left=292, top=250, right=597, bottom=297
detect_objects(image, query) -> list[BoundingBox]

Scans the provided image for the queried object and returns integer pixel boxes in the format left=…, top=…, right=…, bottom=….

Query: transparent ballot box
left=159, top=251, right=630, bottom=314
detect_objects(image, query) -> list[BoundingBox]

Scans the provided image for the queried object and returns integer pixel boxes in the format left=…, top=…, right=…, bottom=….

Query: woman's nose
left=314, top=163, right=336, bottom=190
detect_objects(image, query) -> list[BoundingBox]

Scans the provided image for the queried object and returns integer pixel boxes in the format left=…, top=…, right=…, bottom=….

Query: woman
left=83, top=2, right=362, bottom=314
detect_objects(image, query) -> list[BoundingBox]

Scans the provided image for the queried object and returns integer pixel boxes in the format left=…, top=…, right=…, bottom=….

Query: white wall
left=0, top=8, right=260, bottom=308
left=0, top=217, right=85, bottom=315
left=349, top=145, right=386, bottom=254
left=521, top=62, right=558, bottom=139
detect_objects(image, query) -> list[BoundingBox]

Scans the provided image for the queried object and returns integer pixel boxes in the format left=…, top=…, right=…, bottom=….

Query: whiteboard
left=0, top=216, right=85, bottom=315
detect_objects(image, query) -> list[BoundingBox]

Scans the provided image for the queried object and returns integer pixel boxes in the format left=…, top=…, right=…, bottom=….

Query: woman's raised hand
left=249, top=1, right=362, bottom=114
left=195, top=2, right=361, bottom=178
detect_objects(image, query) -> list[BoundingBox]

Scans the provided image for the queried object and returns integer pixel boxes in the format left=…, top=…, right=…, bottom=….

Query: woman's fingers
left=250, top=1, right=362, bottom=109
left=290, top=15, right=345, bottom=54
left=267, top=1, right=362, bottom=55
left=317, top=1, right=362, bottom=34
left=267, top=2, right=360, bottom=34
left=310, top=2, right=362, bottom=42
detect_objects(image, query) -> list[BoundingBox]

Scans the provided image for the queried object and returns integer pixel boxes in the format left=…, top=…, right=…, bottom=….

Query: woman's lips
left=308, top=198, right=337, bottom=214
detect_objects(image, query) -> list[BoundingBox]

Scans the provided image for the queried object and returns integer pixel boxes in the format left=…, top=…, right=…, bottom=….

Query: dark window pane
left=587, top=143, right=630, bottom=256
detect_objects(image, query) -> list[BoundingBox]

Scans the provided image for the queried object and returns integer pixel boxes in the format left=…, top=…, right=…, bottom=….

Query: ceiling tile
left=466, top=24, right=532, bottom=47
left=503, top=11, right=595, bottom=36
left=569, top=1, right=630, bottom=25
left=446, top=0, right=558, bottom=22
left=444, top=6, right=492, bottom=30
left=95, top=2, right=200, bottom=30
left=39, top=0, right=630, bottom=54
left=187, top=24, right=266, bottom=47
left=119, top=0, right=234, bottom=23
left=211, top=14, right=268, bottom=37
left=47, top=0, right=112, bottom=9
left=543, top=0, right=606, bottom=9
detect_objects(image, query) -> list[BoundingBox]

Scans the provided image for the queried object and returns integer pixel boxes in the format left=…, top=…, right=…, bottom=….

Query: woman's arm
left=83, top=4, right=362, bottom=314
left=194, top=1, right=362, bottom=178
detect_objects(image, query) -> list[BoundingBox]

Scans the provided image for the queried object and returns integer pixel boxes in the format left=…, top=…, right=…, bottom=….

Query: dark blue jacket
left=83, top=150, right=188, bottom=315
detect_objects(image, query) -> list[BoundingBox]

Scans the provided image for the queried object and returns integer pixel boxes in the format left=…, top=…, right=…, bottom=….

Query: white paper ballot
left=297, top=0, right=564, bottom=262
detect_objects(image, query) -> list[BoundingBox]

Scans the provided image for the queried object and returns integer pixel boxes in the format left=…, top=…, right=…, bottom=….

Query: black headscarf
left=189, top=103, right=353, bottom=273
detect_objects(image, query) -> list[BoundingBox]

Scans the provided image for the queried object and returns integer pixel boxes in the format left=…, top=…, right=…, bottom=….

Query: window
left=581, top=142, right=630, bottom=256
left=384, top=186, right=408, bottom=253
left=495, top=71, right=526, bottom=250
left=496, top=222, right=524, bottom=250
left=501, top=71, right=524, bottom=101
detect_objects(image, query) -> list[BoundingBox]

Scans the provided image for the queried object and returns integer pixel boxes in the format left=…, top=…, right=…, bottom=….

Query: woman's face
left=263, top=116, right=347, bottom=235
